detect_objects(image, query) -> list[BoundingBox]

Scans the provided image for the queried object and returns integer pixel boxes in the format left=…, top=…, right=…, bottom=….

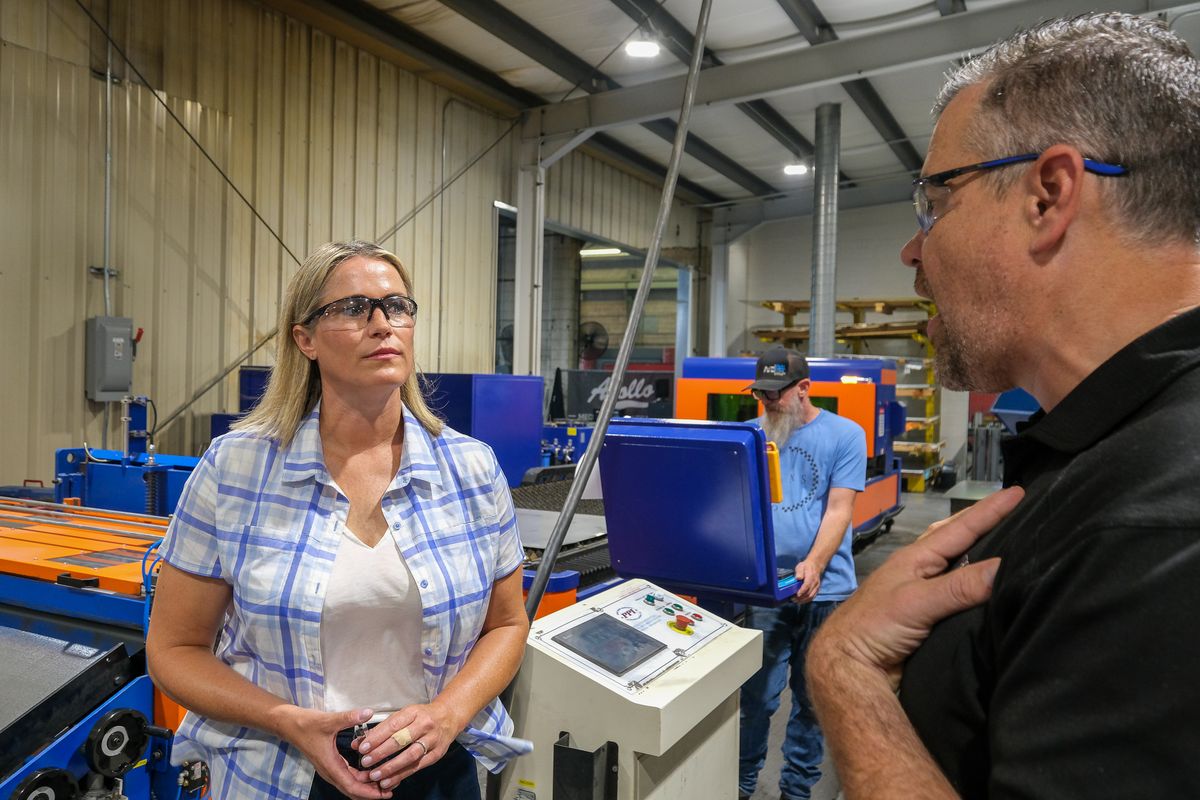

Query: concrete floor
left=747, top=491, right=951, bottom=800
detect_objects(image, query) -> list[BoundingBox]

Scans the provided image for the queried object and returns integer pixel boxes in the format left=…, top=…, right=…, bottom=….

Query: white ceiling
left=361, top=0, right=1200, bottom=209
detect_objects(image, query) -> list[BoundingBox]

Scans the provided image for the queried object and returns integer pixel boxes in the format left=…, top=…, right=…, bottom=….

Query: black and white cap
left=746, top=346, right=809, bottom=391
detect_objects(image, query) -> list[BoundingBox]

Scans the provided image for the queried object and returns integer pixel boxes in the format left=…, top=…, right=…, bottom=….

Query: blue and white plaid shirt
left=159, top=404, right=529, bottom=799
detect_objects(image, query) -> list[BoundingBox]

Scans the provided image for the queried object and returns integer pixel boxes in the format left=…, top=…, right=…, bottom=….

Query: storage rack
left=752, top=297, right=944, bottom=491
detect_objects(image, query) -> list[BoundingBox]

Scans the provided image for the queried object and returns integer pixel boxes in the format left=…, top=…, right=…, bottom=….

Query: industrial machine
left=539, top=423, right=594, bottom=468
left=599, top=418, right=800, bottom=607
left=499, top=580, right=761, bottom=800
left=513, top=475, right=621, bottom=612
left=0, top=497, right=199, bottom=799
left=55, top=447, right=198, bottom=517
left=426, top=373, right=544, bottom=487
left=675, top=356, right=905, bottom=545
left=991, top=387, right=1040, bottom=435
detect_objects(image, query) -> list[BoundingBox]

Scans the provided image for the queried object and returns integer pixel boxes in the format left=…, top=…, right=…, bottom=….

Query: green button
left=645, top=594, right=656, bottom=603
left=672, top=603, right=683, bottom=610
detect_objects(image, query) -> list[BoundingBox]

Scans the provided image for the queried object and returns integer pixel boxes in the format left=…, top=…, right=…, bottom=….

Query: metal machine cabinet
left=499, top=580, right=761, bottom=800
left=426, top=374, right=544, bottom=488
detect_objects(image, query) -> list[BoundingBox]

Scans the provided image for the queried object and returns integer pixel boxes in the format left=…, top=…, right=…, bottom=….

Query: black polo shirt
left=899, top=306, right=1200, bottom=798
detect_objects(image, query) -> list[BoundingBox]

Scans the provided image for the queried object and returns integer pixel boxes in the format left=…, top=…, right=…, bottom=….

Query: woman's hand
left=354, top=703, right=460, bottom=790
left=274, top=706, right=394, bottom=799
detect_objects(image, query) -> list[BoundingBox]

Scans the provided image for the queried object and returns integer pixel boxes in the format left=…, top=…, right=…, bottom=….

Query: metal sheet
left=515, top=508, right=606, bottom=551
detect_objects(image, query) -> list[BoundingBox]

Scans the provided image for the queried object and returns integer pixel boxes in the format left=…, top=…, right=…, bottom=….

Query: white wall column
left=513, top=137, right=546, bottom=376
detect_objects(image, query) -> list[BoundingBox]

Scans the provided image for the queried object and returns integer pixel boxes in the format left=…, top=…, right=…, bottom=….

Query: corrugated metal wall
left=0, top=0, right=511, bottom=483
left=0, top=0, right=698, bottom=485
left=546, top=149, right=699, bottom=252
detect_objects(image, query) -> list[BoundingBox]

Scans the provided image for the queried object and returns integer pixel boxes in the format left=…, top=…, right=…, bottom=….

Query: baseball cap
left=747, top=346, right=809, bottom=391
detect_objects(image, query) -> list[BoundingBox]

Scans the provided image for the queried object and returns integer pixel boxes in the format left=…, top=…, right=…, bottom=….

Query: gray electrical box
left=86, top=316, right=134, bottom=401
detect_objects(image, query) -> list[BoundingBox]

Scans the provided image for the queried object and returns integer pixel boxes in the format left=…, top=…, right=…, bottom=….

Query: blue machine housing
left=991, top=388, right=1040, bottom=435
left=55, top=449, right=198, bottom=516
left=598, top=417, right=799, bottom=606
left=0, top=675, right=183, bottom=800
left=679, top=356, right=905, bottom=542
left=426, top=374, right=544, bottom=488
left=0, top=548, right=186, bottom=798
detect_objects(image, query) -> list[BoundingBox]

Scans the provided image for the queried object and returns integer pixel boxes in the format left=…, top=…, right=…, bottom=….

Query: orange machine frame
left=674, top=377, right=883, bottom=451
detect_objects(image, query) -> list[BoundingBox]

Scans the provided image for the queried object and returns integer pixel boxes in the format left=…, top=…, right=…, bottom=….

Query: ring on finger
left=412, top=740, right=428, bottom=758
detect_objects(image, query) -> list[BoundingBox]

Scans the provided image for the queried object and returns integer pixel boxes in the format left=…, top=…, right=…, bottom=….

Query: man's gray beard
left=761, top=408, right=799, bottom=446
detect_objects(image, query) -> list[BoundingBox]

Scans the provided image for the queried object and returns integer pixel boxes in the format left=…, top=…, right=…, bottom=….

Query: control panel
left=535, top=581, right=729, bottom=691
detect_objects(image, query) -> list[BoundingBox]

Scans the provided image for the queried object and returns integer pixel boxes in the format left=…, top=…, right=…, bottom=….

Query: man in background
left=739, top=346, right=865, bottom=800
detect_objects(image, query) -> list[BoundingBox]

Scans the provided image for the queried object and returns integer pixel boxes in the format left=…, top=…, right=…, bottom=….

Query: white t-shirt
left=321, top=524, right=428, bottom=721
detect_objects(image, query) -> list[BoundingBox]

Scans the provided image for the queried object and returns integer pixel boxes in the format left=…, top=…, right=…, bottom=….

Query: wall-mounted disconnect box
left=85, top=316, right=134, bottom=401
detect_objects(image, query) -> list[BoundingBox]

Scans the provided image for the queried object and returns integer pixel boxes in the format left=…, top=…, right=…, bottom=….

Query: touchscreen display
left=551, top=614, right=667, bottom=676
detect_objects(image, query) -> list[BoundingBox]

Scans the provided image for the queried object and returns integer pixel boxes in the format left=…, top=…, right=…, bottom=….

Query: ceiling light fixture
left=625, top=29, right=660, bottom=58
left=580, top=247, right=625, bottom=258
left=783, top=163, right=810, bottom=176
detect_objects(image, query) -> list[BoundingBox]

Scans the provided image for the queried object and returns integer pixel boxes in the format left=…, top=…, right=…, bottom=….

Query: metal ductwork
left=809, top=102, right=840, bottom=358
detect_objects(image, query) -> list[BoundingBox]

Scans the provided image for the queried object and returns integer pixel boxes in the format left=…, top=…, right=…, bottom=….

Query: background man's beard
left=762, top=408, right=799, bottom=445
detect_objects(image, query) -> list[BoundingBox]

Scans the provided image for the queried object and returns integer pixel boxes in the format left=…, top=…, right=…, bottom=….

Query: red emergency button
left=675, top=614, right=692, bottom=630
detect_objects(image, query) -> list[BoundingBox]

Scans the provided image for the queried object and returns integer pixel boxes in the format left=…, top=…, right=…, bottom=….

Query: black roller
left=83, top=708, right=149, bottom=777
left=12, top=768, right=78, bottom=800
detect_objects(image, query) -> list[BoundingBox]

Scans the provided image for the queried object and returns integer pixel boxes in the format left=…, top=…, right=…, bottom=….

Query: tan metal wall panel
left=545, top=149, right=699, bottom=253
left=1, top=0, right=517, bottom=484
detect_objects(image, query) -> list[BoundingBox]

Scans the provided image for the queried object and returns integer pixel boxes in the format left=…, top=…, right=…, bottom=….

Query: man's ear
left=292, top=323, right=317, bottom=361
left=1026, top=145, right=1085, bottom=255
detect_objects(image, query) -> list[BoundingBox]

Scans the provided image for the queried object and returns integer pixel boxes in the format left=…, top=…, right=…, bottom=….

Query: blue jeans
left=308, top=729, right=480, bottom=800
left=738, top=600, right=840, bottom=800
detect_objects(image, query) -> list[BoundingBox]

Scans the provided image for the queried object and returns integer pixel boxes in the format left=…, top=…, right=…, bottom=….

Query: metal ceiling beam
left=534, top=0, right=1189, bottom=137
left=712, top=180, right=915, bottom=229
left=437, top=0, right=775, bottom=196
left=289, top=0, right=724, bottom=205
left=290, top=0, right=542, bottom=108
left=776, top=0, right=923, bottom=175
left=611, top=0, right=831, bottom=170
left=640, top=119, right=775, bottom=195
left=774, top=0, right=836, bottom=43
left=588, top=134, right=726, bottom=205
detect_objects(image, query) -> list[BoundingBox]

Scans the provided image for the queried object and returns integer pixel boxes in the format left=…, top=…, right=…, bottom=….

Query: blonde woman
left=147, top=240, right=529, bottom=800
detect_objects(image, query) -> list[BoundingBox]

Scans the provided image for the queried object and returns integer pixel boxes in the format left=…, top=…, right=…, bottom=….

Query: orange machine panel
left=853, top=472, right=900, bottom=529
left=0, top=498, right=166, bottom=596
left=675, top=377, right=876, bottom=451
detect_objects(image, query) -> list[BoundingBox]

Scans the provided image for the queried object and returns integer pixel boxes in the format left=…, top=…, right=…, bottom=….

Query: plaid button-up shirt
left=159, top=404, right=529, bottom=799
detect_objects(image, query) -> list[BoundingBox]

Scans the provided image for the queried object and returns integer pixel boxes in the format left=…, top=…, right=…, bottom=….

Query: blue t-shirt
left=760, top=409, right=867, bottom=601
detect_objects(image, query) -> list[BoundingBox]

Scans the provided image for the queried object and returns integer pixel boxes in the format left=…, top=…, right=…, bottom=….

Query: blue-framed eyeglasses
left=911, top=153, right=1129, bottom=234
left=302, top=294, right=418, bottom=331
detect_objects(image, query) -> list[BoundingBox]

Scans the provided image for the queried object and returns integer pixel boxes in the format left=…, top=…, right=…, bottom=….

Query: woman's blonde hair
left=233, top=240, right=444, bottom=445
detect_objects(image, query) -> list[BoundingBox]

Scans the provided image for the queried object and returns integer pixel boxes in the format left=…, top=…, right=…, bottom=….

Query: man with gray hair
left=807, top=12, right=1200, bottom=799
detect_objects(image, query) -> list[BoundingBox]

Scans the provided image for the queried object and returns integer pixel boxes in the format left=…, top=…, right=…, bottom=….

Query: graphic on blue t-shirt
left=780, top=445, right=821, bottom=513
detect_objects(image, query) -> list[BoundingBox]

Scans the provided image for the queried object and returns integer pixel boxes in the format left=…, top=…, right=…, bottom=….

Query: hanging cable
left=522, top=0, right=715, bottom=621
